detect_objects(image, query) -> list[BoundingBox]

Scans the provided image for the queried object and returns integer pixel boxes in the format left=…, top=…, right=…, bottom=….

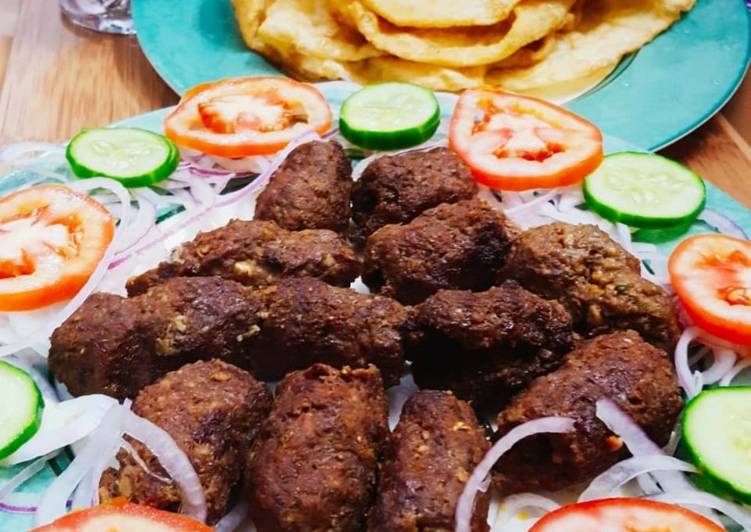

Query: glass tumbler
left=59, top=0, right=134, bottom=35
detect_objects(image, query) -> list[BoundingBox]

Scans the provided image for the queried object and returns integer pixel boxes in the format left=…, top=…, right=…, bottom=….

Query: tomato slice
left=165, top=77, right=333, bottom=157
left=530, top=498, right=723, bottom=532
left=669, top=233, right=751, bottom=345
left=0, top=185, right=114, bottom=311
left=449, top=90, right=603, bottom=191
left=31, top=501, right=212, bottom=531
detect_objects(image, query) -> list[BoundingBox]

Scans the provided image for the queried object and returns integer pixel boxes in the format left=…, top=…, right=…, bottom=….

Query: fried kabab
left=50, top=277, right=408, bottom=399
left=408, top=281, right=574, bottom=411
left=247, top=364, right=388, bottom=532
left=368, top=390, right=490, bottom=532
left=362, top=199, right=515, bottom=305
left=99, top=360, right=272, bottom=524
left=126, top=219, right=359, bottom=296
left=351, top=147, right=477, bottom=244
left=50, top=277, right=265, bottom=400
left=255, top=140, right=353, bottom=233
left=500, top=222, right=680, bottom=351
left=493, top=331, right=683, bottom=494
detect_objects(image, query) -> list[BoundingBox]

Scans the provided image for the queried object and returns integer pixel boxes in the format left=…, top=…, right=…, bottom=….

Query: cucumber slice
left=67, top=127, right=179, bottom=188
left=0, top=361, right=43, bottom=459
left=583, top=152, right=705, bottom=228
left=339, top=82, right=440, bottom=150
left=683, top=387, right=751, bottom=503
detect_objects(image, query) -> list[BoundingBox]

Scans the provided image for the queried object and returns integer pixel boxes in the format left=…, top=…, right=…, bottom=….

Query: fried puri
left=493, top=331, right=683, bottom=494
left=363, top=199, right=515, bottom=305
left=99, top=360, right=272, bottom=524
left=255, top=140, right=353, bottom=233
left=501, top=222, right=680, bottom=351
left=351, top=147, right=477, bottom=244
left=248, top=277, right=408, bottom=386
left=50, top=277, right=408, bottom=399
left=247, top=364, right=388, bottom=532
left=126, top=219, right=359, bottom=296
left=408, top=281, right=574, bottom=410
left=368, top=390, right=490, bottom=532
left=49, top=277, right=265, bottom=400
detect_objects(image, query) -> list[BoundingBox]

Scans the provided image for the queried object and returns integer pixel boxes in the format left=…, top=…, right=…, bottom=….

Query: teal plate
left=0, top=81, right=750, bottom=531
left=132, top=0, right=751, bottom=151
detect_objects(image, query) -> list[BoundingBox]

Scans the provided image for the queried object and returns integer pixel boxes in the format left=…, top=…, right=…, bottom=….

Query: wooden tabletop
left=1, top=0, right=750, bottom=207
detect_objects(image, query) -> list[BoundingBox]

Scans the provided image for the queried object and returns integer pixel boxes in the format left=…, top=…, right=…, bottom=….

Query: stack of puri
left=50, top=140, right=684, bottom=530
left=230, top=0, right=696, bottom=93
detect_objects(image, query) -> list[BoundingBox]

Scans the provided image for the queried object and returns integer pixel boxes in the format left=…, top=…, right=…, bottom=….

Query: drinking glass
left=59, top=0, right=134, bottom=35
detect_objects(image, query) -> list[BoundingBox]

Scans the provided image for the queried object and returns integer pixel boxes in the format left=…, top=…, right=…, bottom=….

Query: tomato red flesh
left=530, top=498, right=723, bottom=532
left=449, top=90, right=603, bottom=191
left=0, top=185, right=114, bottom=311
left=31, top=501, right=212, bottom=531
left=165, top=77, right=332, bottom=157
left=669, top=234, right=751, bottom=345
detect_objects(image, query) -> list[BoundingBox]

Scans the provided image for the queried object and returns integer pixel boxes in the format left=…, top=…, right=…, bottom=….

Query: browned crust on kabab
left=98, top=359, right=272, bottom=524
left=254, top=140, right=353, bottom=233
left=49, top=277, right=265, bottom=400
left=248, top=277, right=408, bottom=386
left=362, top=198, right=515, bottom=305
left=408, top=280, right=574, bottom=411
left=500, top=222, right=680, bottom=351
left=50, top=277, right=408, bottom=399
left=126, top=219, right=360, bottom=296
left=367, top=390, right=490, bottom=532
left=492, top=330, right=683, bottom=494
left=351, top=147, right=477, bottom=245
left=247, top=364, right=388, bottom=532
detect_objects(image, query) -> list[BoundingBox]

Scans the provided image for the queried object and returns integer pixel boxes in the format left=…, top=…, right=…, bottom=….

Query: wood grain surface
left=0, top=0, right=749, bottom=207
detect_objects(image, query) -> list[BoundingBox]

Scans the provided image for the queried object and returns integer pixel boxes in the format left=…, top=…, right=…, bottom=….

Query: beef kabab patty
left=50, top=277, right=265, bottom=400
left=351, top=147, right=477, bottom=244
left=368, top=390, right=490, bottom=532
left=408, top=281, right=574, bottom=411
left=126, top=219, right=360, bottom=296
left=50, top=277, right=409, bottom=399
left=363, top=199, right=515, bottom=305
left=500, top=222, right=680, bottom=351
left=493, top=330, right=683, bottom=494
left=247, top=364, right=388, bottom=532
left=99, top=359, right=272, bottom=524
left=255, top=140, right=352, bottom=233
left=248, top=277, right=408, bottom=386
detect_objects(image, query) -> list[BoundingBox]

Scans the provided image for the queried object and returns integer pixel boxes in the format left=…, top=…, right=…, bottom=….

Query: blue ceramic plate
left=132, top=0, right=751, bottom=151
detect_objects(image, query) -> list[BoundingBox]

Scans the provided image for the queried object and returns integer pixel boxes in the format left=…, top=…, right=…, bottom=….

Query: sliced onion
left=34, top=403, right=124, bottom=526
left=675, top=327, right=703, bottom=398
left=698, top=209, right=748, bottom=239
left=120, top=439, right=170, bottom=484
left=579, top=455, right=697, bottom=502
left=650, top=490, right=751, bottom=530
left=720, top=359, right=751, bottom=386
left=700, top=347, right=737, bottom=385
left=3, top=395, right=117, bottom=466
left=208, top=154, right=271, bottom=174
left=386, top=374, right=418, bottom=430
left=455, top=417, right=575, bottom=532
left=122, top=408, right=206, bottom=522
left=0, top=451, right=60, bottom=502
left=214, top=500, right=252, bottom=532
left=596, top=398, right=695, bottom=494
left=505, top=188, right=559, bottom=217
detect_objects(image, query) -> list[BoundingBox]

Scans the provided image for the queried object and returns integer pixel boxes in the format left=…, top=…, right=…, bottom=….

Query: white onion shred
left=122, top=408, right=207, bottom=522
left=675, top=327, right=703, bottom=398
left=0, top=451, right=60, bottom=502
left=579, top=455, right=697, bottom=502
left=650, top=490, right=751, bottom=530
left=214, top=500, right=252, bottom=532
left=454, top=417, right=575, bottom=532
left=492, top=493, right=560, bottom=529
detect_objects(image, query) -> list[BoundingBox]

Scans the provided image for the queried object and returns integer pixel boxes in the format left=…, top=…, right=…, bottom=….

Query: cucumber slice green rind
left=583, top=152, right=706, bottom=229
left=67, top=127, right=179, bottom=188
left=340, top=82, right=440, bottom=150
left=0, top=361, right=43, bottom=459
left=682, top=387, right=751, bottom=504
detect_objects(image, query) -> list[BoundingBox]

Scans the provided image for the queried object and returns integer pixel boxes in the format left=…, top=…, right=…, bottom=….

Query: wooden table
left=1, top=0, right=750, bottom=207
